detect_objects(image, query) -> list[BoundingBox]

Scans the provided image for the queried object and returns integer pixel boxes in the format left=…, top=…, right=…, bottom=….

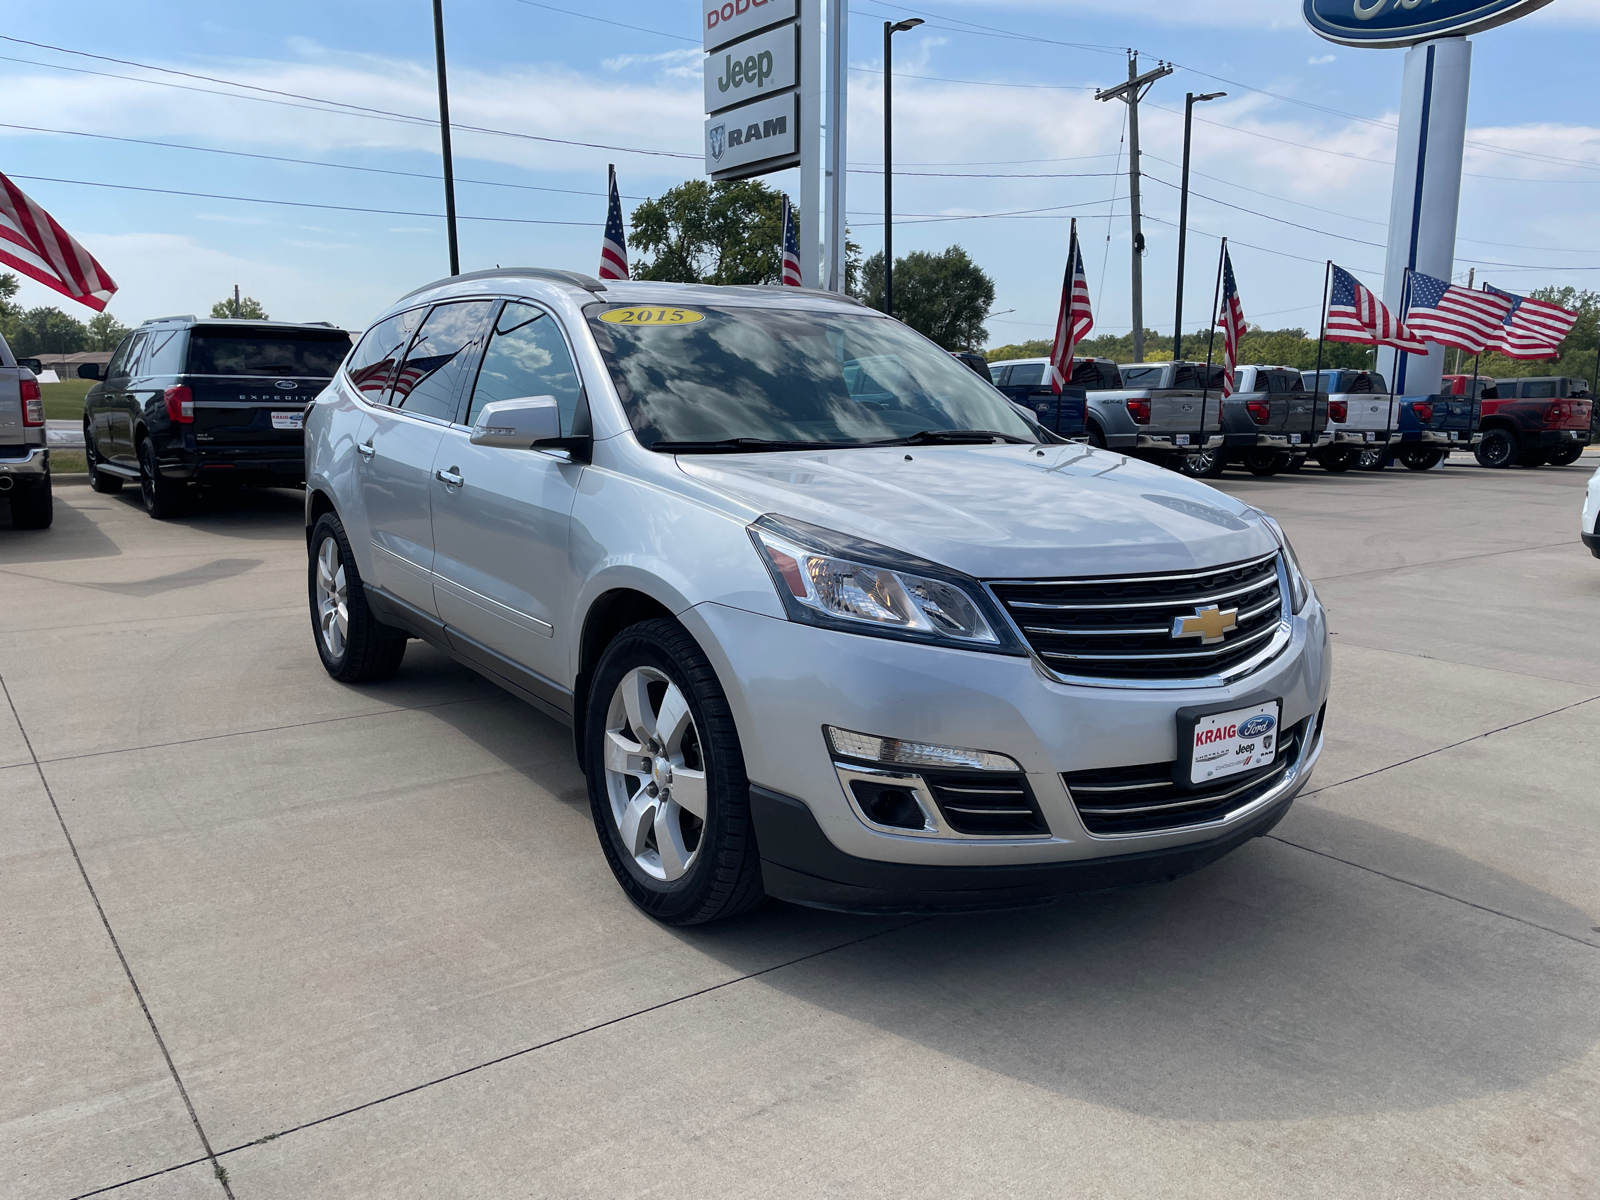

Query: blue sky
left=3, top=0, right=1598, bottom=347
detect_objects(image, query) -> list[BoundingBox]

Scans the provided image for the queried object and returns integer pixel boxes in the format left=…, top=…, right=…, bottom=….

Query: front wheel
left=1356, top=447, right=1390, bottom=471
left=308, top=512, right=407, bottom=682
left=1399, top=448, right=1444, bottom=471
left=1474, top=428, right=1517, bottom=469
left=1243, top=449, right=1286, bottom=477
left=85, top=424, right=123, bottom=493
left=1545, top=443, right=1584, bottom=467
left=1315, top=447, right=1357, bottom=473
left=586, top=619, right=764, bottom=925
left=1180, top=448, right=1228, bottom=478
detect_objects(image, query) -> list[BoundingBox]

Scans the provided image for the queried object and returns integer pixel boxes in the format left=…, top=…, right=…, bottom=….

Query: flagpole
left=1312, top=259, right=1331, bottom=439
left=1201, top=237, right=1226, bottom=437
left=1059, top=220, right=1077, bottom=429
left=432, top=0, right=460, bottom=276
left=1394, top=267, right=1415, bottom=395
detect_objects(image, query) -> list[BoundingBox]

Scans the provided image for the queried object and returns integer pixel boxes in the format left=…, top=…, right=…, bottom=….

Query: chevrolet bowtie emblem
left=1172, top=604, right=1237, bottom=645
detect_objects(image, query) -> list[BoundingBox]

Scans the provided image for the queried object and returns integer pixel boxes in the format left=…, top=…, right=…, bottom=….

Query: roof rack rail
left=142, top=315, right=195, bottom=324
left=728, top=284, right=866, bottom=306
left=396, top=267, right=607, bottom=304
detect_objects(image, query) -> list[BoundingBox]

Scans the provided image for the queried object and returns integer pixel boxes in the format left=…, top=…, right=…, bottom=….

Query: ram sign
left=705, top=91, right=799, bottom=179
left=1303, top=0, right=1555, bottom=47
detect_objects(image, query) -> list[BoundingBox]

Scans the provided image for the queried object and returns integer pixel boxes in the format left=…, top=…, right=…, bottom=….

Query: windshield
left=186, top=332, right=353, bottom=377
left=586, top=304, right=1035, bottom=448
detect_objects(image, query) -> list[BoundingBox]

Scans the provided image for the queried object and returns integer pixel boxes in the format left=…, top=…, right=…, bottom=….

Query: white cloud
left=1308, top=54, right=1336, bottom=65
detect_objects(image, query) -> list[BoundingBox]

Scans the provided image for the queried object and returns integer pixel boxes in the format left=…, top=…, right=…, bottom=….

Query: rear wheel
left=308, top=512, right=407, bottom=682
left=8, top=478, right=52, bottom=529
left=1473, top=428, right=1517, bottom=469
left=137, top=437, right=187, bottom=519
left=1315, top=447, right=1356, bottom=473
left=1086, top=423, right=1107, bottom=450
left=85, top=424, right=123, bottom=493
left=1544, top=443, right=1584, bottom=467
left=1180, top=448, right=1228, bottom=478
left=1356, top=447, right=1390, bottom=471
left=1399, top=448, right=1444, bottom=471
left=1243, top=449, right=1286, bottom=477
left=586, top=618, right=765, bottom=925
left=1284, top=453, right=1307, bottom=473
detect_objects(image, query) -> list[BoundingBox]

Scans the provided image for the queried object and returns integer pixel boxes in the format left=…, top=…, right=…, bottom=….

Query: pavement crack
left=1, top=675, right=237, bottom=1200
left=1266, top=835, right=1600, bottom=951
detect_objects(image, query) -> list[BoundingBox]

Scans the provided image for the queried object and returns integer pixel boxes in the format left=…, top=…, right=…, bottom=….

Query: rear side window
left=391, top=300, right=495, bottom=421
left=143, top=329, right=188, bottom=376
left=187, top=331, right=353, bottom=377
left=1120, top=366, right=1159, bottom=386
left=1524, top=380, right=1556, bottom=398
left=1173, top=366, right=1197, bottom=387
left=347, top=309, right=426, bottom=403
left=466, top=302, right=584, bottom=432
left=106, top=333, right=142, bottom=380
left=1007, top=363, right=1046, bottom=387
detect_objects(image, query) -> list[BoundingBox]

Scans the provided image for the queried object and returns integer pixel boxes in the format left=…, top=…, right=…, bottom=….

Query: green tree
left=629, top=179, right=790, bottom=285
left=7, top=306, right=89, bottom=357
left=86, top=311, right=132, bottom=351
left=856, top=246, right=995, bottom=350
left=210, top=294, right=269, bottom=319
left=0, top=272, right=19, bottom=347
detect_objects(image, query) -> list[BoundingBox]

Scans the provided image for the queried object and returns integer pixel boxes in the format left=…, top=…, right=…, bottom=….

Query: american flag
left=1216, top=244, right=1245, bottom=399
left=1325, top=264, right=1426, bottom=353
left=780, top=196, right=801, bottom=287
left=0, top=171, right=117, bottom=311
left=1484, top=284, right=1578, bottom=360
left=1047, top=222, right=1093, bottom=395
left=1402, top=270, right=1512, bottom=353
left=598, top=164, right=629, bottom=281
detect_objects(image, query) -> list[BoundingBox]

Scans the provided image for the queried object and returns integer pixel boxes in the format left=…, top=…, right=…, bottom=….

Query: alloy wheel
left=314, top=536, right=349, bottom=659
left=602, top=666, right=708, bottom=882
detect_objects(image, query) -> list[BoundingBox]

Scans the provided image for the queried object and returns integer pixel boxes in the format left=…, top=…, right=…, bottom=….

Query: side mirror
left=78, top=363, right=103, bottom=381
left=470, top=396, right=561, bottom=449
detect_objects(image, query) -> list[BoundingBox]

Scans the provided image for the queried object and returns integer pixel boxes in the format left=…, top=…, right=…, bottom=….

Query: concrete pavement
left=2, top=458, right=1596, bottom=1199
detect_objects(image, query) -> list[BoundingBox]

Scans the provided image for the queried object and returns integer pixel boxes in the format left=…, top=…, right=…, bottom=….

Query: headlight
left=1258, top=513, right=1311, bottom=613
left=749, top=515, right=1024, bottom=653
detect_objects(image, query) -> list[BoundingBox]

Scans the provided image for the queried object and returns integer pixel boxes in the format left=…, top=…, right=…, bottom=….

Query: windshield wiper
left=649, top=437, right=852, bottom=454
left=875, top=429, right=1034, bottom=446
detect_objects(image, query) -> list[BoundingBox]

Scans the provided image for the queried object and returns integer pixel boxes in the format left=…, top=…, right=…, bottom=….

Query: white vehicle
left=0, top=331, right=51, bottom=528
left=1583, top=460, right=1600, bottom=558
left=304, top=271, right=1331, bottom=923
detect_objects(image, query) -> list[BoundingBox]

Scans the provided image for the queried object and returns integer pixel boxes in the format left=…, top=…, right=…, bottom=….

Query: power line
left=1141, top=172, right=1388, bottom=249
left=845, top=64, right=1094, bottom=92
left=505, top=0, right=697, bottom=43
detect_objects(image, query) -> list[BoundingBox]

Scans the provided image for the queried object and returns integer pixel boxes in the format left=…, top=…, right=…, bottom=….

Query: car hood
left=675, top=443, right=1279, bottom=578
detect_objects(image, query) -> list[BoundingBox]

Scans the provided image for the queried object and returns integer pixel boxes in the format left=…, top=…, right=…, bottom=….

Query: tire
left=1180, top=448, right=1228, bottom=478
left=585, top=618, right=765, bottom=926
left=1399, top=448, right=1444, bottom=471
left=1545, top=443, right=1585, bottom=467
left=138, top=436, right=187, bottom=519
left=308, top=512, right=407, bottom=683
left=1243, top=449, right=1286, bottom=477
left=8, top=478, right=53, bottom=529
left=1473, top=428, right=1517, bottom=469
left=1086, top=423, right=1108, bottom=450
left=1356, top=447, right=1390, bottom=471
left=85, top=424, right=123, bottom=493
left=1284, top=453, right=1307, bottom=473
left=1315, top=447, right=1356, bottom=473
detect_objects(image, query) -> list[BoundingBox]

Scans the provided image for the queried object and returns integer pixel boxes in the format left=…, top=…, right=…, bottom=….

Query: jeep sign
left=703, top=0, right=797, bottom=53
left=705, top=91, right=799, bottom=179
left=704, top=22, right=798, bottom=115
left=1303, top=0, right=1555, bottom=47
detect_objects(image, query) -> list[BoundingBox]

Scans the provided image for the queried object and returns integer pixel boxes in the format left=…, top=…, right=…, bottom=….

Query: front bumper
left=681, top=597, right=1331, bottom=891
left=0, top=445, right=49, bottom=482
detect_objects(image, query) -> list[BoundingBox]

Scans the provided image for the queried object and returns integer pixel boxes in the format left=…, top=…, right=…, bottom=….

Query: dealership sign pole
left=1304, top=0, right=1554, bottom=396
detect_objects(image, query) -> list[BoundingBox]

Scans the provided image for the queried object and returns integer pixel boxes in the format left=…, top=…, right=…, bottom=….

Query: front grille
left=1063, top=719, right=1306, bottom=835
left=922, top=770, right=1048, bottom=836
left=988, top=551, right=1284, bottom=681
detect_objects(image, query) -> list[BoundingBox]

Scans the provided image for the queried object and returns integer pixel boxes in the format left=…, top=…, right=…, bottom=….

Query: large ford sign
left=1303, top=0, right=1555, bottom=47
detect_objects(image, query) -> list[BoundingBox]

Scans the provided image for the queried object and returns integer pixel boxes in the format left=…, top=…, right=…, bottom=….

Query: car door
left=104, top=332, right=145, bottom=465
left=429, top=299, right=587, bottom=691
left=86, top=334, right=132, bottom=461
left=350, top=304, right=459, bottom=618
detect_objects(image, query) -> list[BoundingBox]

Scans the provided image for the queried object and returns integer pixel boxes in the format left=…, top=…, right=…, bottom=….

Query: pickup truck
left=1303, top=369, right=1394, bottom=471
left=1466, top=375, right=1593, bottom=468
left=0, top=331, right=51, bottom=528
left=1389, top=393, right=1479, bottom=469
left=1183, top=365, right=1326, bottom=478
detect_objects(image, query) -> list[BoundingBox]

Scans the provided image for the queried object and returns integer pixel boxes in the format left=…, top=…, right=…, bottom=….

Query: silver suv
left=305, top=270, right=1330, bottom=924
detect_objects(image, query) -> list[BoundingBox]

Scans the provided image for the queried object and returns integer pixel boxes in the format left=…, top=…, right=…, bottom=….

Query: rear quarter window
left=187, top=330, right=353, bottom=377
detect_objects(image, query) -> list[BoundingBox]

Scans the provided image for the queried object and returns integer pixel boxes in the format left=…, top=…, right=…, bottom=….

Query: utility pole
left=232, top=283, right=240, bottom=318
left=1096, top=53, right=1171, bottom=363
left=882, top=18, right=923, bottom=316
left=1173, top=90, right=1224, bottom=361
left=432, top=0, right=460, bottom=276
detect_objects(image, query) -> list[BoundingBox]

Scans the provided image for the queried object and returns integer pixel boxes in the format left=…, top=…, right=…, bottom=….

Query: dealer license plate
left=1289, top=433, right=1301, bottom=444
left=1186, top=700, right=1280, bottom=786
left=1364, top=431, right=1376, bottom=442
left=271, top=411, right=305, bottom=431
left=1175, top=434, right=1190, bottom=445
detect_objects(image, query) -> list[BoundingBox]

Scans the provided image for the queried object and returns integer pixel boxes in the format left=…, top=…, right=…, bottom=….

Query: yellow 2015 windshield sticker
left=598, top=306, right=705, bottom=326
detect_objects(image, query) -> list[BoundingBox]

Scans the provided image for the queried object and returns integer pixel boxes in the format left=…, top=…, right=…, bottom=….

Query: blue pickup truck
left=989, top=360, right=1088, bottom=439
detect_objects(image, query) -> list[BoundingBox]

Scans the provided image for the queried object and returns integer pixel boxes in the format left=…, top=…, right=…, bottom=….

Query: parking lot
left=3, top=457, right=1597, bottom=1200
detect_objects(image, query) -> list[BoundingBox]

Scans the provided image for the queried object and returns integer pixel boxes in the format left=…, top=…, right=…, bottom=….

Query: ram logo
left=708, top=124, right=726, bottom=162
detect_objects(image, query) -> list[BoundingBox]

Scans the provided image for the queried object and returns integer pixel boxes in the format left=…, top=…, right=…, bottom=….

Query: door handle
left=355, top=441, right=375, bottom=460
left=435, top=467, right=464, bottom=488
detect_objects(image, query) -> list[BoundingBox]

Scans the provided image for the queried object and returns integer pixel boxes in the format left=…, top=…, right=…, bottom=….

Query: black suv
left=79, top=317, right=352, bottom=517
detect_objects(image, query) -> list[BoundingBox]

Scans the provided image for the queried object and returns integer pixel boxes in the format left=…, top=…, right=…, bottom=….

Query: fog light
left=848, top=781, right=927, bottom=830
left=825, top=725, right=1019, bottom=772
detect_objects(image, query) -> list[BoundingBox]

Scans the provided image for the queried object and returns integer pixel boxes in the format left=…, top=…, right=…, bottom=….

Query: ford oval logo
left=1303, top=0, right=1554, bottom=47
left=1238, top=714, right=1276, bottom=739
left=275, top=380, right=298, bottom=390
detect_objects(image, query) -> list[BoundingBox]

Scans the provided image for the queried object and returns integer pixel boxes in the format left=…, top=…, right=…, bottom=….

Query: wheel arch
left=573, top=587, right=679, bottom=762
left=306, top=487, right=338, bottom=548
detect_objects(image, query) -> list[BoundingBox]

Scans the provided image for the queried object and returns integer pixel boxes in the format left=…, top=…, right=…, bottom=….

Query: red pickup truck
left=1441, top=374, right=1592, bottom=468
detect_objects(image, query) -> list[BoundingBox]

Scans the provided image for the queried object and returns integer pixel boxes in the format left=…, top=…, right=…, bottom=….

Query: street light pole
left=432, top=0, right=460, bottom=276
left=1173, top=90, right=1224, bottom=362
left=883, top=18, right=922, bottom=319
